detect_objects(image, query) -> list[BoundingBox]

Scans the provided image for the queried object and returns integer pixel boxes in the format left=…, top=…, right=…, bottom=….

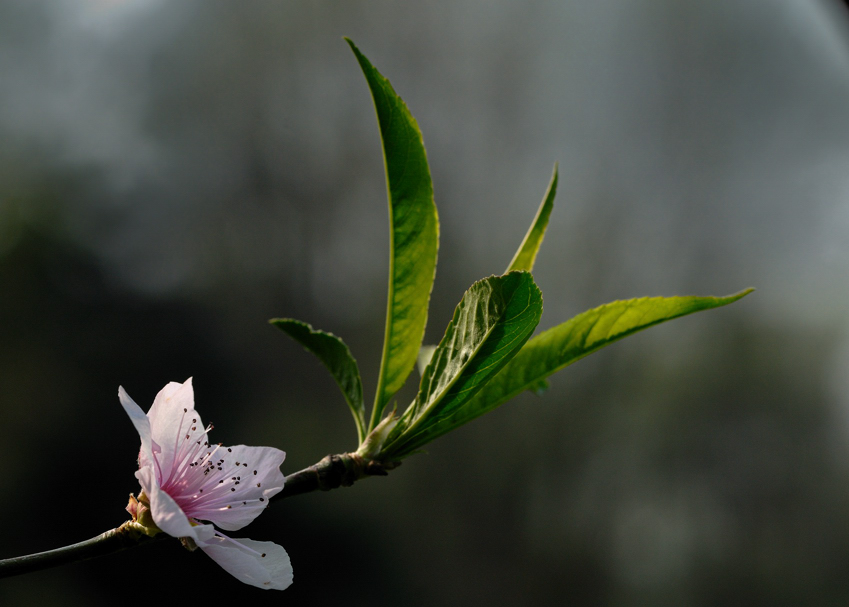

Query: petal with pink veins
left=136, top=466, right=215, bottom=543
left=146, top=379, right=201, bottom=475
left=197, top=444, right=286, bottom=531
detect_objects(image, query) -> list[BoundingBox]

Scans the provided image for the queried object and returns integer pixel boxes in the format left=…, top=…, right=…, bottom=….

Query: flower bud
left=355, top=412, right=398, bottom=460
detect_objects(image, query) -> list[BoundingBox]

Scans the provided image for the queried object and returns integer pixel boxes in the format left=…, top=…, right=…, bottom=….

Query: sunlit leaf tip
left=461, top=287, right=755, bottom=421
left=506, top=163, right=559, bottom=273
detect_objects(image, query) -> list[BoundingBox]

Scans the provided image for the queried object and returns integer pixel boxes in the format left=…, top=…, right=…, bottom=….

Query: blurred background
left=2, top=0, right=849, bottom=604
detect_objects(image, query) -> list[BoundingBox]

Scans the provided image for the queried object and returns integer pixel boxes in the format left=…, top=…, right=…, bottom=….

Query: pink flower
left=120, top=378, right=293, bottom=590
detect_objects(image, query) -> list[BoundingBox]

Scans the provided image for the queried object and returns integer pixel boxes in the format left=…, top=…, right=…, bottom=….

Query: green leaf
left=506, top=163, right=558, bottom=273
left=271, top=318, right=366, bottom=444
left=382, top=272, right=543, bottom=458
left=417, top=345, right=437, bottom=376
left=346, top=39, right=440, bottom=433
left=460, top=289, right=755, bottom=419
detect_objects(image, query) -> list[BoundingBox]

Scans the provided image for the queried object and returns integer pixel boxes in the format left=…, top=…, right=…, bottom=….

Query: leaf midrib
left=392, top=278, right=533, bottom=446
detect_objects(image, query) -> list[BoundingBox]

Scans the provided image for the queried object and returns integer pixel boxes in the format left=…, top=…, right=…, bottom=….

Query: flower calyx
left=126, top=491, right=161, bottom=538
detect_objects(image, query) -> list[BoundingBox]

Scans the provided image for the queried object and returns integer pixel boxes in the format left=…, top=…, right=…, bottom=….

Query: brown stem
left=0, top=522, right=166, bottom=578
left=271, top=452, right=400, bottom=501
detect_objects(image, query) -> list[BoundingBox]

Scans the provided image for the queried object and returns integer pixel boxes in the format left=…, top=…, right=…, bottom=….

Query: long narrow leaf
left=506, top=163, right=559, bottom=273
left=458, top=289, right=754, bottom=423
left=271, top=318, right=366, bottom=444
left=382, top=272, right=543, bottom=458
left=346, top=39, right=439, bottom=433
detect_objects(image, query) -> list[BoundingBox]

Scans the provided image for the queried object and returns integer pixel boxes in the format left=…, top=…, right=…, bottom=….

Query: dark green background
left=3, top=1, right=849, bottom=605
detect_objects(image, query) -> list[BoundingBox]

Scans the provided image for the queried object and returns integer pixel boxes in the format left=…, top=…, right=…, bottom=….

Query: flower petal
left=119, top=386, right=154, bottom=468
left=198, top=536, right=293, bottom=590
left=148, top=379, right=194, bottom=427
left=197, top=445, right=286, bottom=531
left=137, top=466, right=214, bottom=543
left=146, top=379, right=205, bottom=479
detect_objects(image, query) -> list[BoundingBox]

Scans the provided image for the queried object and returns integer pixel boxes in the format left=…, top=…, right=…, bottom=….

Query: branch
left=0, top=522, right=166, bottom=578
left=0, top=453, right=398, bottom=579
left=271, top=452, right=399, bottom=501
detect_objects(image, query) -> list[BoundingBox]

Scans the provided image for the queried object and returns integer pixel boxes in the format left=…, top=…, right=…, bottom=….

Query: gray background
left=3, top=1, right=849, bottom=605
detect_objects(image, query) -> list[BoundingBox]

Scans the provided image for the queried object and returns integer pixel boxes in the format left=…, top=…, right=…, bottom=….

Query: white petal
left=119, top=386, right=154, bottom=468
left=146, top=379, right=205, bottom=478
left=202, top=445, right=286, bottom=531
left=148, top=379, right=194, bottom=427
left=137, top=466, right=214, bottom=543
left=198, top=536, right=293, bottom=590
